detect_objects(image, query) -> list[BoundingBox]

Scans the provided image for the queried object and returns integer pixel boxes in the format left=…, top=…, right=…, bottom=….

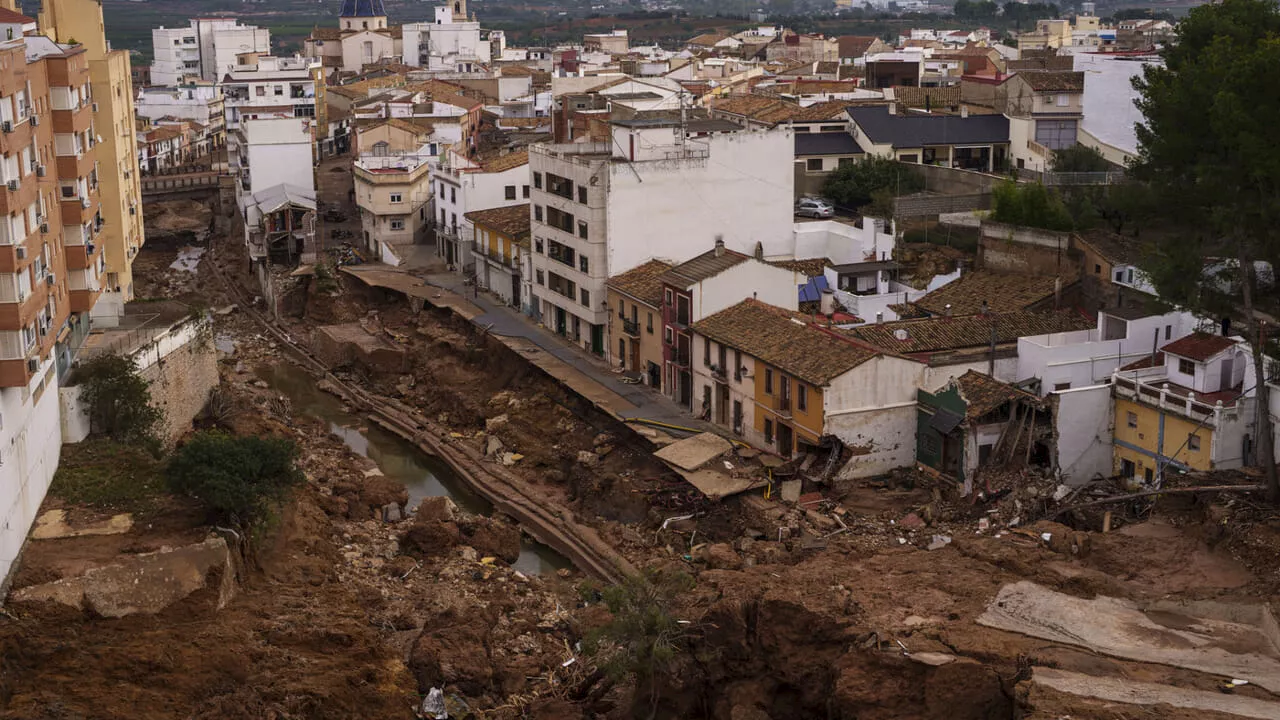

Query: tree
left=1051, top=145, right=1114, bottom=173
left=78, top=353, right=162, bottom=449
left=990, top=180, right=1075, bottom=231
left=821, top=157, right=924, bottom=212
left=166, top=431, right=303, bottom=529
left=581, top=569, right=697, bottom=717
left=1131, top=0, right=1280, bottom=500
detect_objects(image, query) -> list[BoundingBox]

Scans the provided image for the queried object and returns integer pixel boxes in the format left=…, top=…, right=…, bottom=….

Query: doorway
left=776, top=423, right=793, bottom=458
left=511, top=273, right=520, bottom=308
left=717, top=383, right=729, bottom=425
left=554, top=306, right=567, bottom=336
left=679, top=370, right=692, bottom=408
left=590, top=325, right=603, bottom=356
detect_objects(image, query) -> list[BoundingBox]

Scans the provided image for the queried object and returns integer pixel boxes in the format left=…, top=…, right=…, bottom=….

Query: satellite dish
left=893, top=329, right=908, bottom=341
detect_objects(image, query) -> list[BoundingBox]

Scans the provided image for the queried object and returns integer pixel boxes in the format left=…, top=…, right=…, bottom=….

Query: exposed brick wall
left=140, top=329, right=218, bottom=446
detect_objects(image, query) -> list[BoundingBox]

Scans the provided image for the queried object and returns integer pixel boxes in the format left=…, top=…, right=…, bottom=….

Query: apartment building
left=528, top=122, right=794, bottom=357
left=465, top=203, right=529, bottom=307
left=606, top=259, right=672, bottom=389
left=150, top=19, right=271, bottom=87
left=134, top=83, right=226, bottom=151
left=355, top=138, right=432, bottom=266
left=40, top=0, right=146, bottom=325
left=222, top=54, right=323, bottom=174
left=0, top=26, right=109, bottom=587
left=432, top=147, right=529, bottom=270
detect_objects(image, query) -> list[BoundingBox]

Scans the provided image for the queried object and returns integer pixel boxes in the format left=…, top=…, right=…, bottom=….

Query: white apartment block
left=527, top=121, right=794, bottom=355
left=355, top=145, right=433, bottom=266
left=401, top=0, right=503, bottom=73
left=222, top=55, right=321, bottom=192
left=151, top=19, right=271, bottom=87
left=432, top=146, right=530, bottom=269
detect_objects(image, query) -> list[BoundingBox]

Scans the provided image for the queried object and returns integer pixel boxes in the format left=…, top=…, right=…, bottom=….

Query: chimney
left=820, top=288, right=835, bottom=317
left=714, top=235, right=725, bottom=257
left=944, top=303, right=952, bottom=317
left=876, top=312, right=884, bottom=324
left=754, top=241, right=764, bottom=260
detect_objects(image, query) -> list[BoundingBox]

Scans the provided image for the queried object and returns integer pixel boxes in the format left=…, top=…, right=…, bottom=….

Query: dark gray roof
left=832, top=260, right=900, bottom=273
left=795, top=132, right=864, bottom=157
left=847, top=106, right=1009, bottom=148
left=660, top=247, right=751, bottom=287
left=611, top=117, right=743, bottom=133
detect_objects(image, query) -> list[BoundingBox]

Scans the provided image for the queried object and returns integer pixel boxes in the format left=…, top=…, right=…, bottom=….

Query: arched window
left=372, top=141, right=389, bottom=157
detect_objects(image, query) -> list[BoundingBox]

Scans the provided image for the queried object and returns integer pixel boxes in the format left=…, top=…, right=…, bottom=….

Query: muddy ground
left=2, top=216, right=1280, bottom=719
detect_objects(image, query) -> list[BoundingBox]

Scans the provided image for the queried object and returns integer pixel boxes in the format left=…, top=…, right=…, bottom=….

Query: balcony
left=65, top=241, right=99, bottom=271
left=57, top=149, right=96, bottom=180
left=0, top=118, right=33, bottom=155
left=671, top=346, right=690, bottom=368
left=59, top=194, right=98, bottom=225
left=1111, top=370, right=1242, bottom=428
left=771, top=392, right=793, bottom=419
left=0, top=175, right=37, bottom=215
left=620, top=317, right=639, bottom=337
left=52, top=102, right=94, bottom=134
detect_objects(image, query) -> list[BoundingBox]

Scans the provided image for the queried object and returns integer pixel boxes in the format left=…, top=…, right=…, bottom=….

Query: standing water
left=260, top=362, right=572, bottom=576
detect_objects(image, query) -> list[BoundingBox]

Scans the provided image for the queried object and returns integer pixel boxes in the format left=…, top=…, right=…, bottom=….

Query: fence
left=1016, top=169, right=1126, bottom=186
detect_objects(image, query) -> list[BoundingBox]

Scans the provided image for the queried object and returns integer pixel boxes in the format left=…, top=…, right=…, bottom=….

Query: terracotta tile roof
left=660, top=246, right=751, bottom=286
left=691, top=299, right=876, bottom=385
left=1120, top=352, right=1163, bottom=371
left=1075, top=229, right=1143, bottom=266
left=768, top=257, right=830, bottom=276
left=711, top=93, right=789, bottom=117
left=913, top=270, right=1067, bottom=316
left=607, top=259, right=674, bottom=307
left=310, top=27, right=342, bottom=41
left=837, top=35, right=880, bottom=58
left=848, top=309, right=1092, bottom=354
left=1018, top=70, right=1085, bottom=92
left=892, top=85, right=961, bottom=110
left=688, top=33, right=729, bottom=47
left=956, top=370, right=1038, bottom=420
left=1160, top=333, right=1238, bottom=362
left=788, top=100, right=850, bottom=122
left=815, top=61, right=840, bottom=75
left=474, top=148, right=528, bottom=173
left=0, top=7, right=35, bottom=23
left=464, top=203, right=530, bottom=238
left=500, top=64, right=537, bottom=76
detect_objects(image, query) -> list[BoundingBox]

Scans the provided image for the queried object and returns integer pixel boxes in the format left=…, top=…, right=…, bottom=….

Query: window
left=703, top=339, right=711, bottom=366
left=1126, top=411, right=1138, bottom=428
left=806, top=158, right=823, bottom=171
left=535, top=238, right=543, bottom=253
left=504, top=185, right=516, bottom=200
left=535, top=269, right=544, bottom=285
left=647, top=313, right=653, bottom=333
left=1144, top=467, right=1154, bottom=482
left=580, top=288, right=590, bottom=307
left=1053, top=382, right=1071, bottom=392
left=764, top=418, right=774, bottom=444
left=1178, top=358, right=1195, bottom=376
left=390, top=219, right=404, bottom=230
left=534, top=206, right=543, bottom=222
left=578, top=186, right=587, bottom=204
left=664, top=327, right=673, bottom=344
left=450, top=188, right=455, bottom=203
left=734, top=350, right=742, bottom=377
left=1094, top=263, right=1101, bottom=274
left=255, top=86, right=265, bottom=97
left=274, top=85, right=283, bottom=96
left=522, top=185, right=530, bottom=199
left=1165, top=325, right=1172, bottom=341
left=579, top=255, right=588, bottom=273
left=533, top=172, right=542, bottom=189
left=797, top=384, right=807, bottom=411
left=390, top=192, right=402, bottom=203
left=578, top=220, right=588, bottom=239
left=764, top=368, right=773, bottom=394
left=1188, top=434, right=1201, bottom=452
left=1120, top=458, right=1136, bottom=478
left=664, top=289, right=673, bottom=306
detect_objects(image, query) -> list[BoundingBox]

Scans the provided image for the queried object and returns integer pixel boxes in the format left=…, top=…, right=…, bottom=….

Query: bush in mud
left=166, top=431, right=302, bottom=528
left=77, top=353, right=162, bottom=451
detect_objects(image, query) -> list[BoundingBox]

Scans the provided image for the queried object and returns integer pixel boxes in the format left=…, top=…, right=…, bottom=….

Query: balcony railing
left=620, top=317, right=639, bottom=337
left=1111, top=371, right=1240, bottom=427
left=671, top=347, right=690, bottom=367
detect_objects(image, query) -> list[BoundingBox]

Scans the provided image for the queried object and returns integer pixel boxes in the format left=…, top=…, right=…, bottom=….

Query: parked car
left=795, top=198, right=835, bottom=218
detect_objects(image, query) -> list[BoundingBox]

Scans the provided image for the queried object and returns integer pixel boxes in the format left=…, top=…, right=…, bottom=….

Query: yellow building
left=38, top=0, right=145, bottom=326
left=463, top=203, right=529, bottom=309
left=1111, top=333, right=1252, bottom=482
left=606, top=259, right=672, bottom=389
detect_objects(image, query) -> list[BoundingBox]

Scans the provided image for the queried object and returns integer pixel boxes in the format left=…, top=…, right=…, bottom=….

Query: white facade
left=688, top=258, right=799, bottom=320
left=135, top=84, right=223, bottom=125
left=241, top=117, right=315, bottom=197
left=1017, top=310, right=1199, bottom=395
left=221, top=55, right=319, bottom=133
left=1053, top=384, right=1114, bottom=485
left=828, top=354, right=929, bottom=478
left=0, top=357, right=61, bottom=589
left=527, top=126, right=794, bottom=354
left=431, top=150, right=529, bottom=266
left=151, top=19, right=271, bottom=87
left=401, top=5, right=497, bottom=73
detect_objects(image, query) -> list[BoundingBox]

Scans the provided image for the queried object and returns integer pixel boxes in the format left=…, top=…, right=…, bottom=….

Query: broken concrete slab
left=486, top=435, right=504, bottom=458
left=779, top=480, right=802, bottom=504
left=908, top=652, right=957, bottom=667
left=10, top=536, right=236, bottom=618
left=31, top=509, right=132, bottom=540
left=673, top=468, right=767, bottom=501
left=653, top=432, right=733, bottom=472
left=1031, top=667, right=1280, bottom=720
left=978, top=581, right=1280, bottom=692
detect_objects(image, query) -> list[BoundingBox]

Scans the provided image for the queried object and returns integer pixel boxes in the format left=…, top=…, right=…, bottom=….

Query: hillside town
left=1, top=0, right=1279, bottom=717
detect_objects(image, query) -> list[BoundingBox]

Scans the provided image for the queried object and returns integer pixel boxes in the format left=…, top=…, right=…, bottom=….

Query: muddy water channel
left=262, top=363, right=572, bottom=575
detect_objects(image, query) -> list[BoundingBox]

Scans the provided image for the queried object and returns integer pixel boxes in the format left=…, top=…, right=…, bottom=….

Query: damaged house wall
left=828, top=355, right=928, bottom=479
left=1051, top=385, right=1113, bottom=485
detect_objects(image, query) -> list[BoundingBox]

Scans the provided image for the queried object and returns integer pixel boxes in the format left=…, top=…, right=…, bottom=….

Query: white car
left=795, top=198, right=835, bottom=218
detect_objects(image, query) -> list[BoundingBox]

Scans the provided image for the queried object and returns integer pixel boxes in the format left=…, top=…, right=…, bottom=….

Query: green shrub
left=166, top=431, right=303, bottom=528
left=990, top=180, right=1075, bottom=231
left=822, top=157, right=924, bottom=211
left=78, top=353, right=162, bottom=450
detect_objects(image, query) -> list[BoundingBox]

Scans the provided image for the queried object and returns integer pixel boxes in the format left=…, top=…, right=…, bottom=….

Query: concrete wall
left=690, top=336, right=756, bottom=440
left=137, top=320, right=219, bottom=446
left=606, top=129, right=795, bottom=272
left=1053, top=384, right=1113, bottom=485
left=913, top=162, right=1006, bottom=195
left=979, top=221, right=1074, bottom=275
left=827, top=355, right=927, bottom=478
left=0, top=357, right=63, bottom=592
left=244, top=117, right=316, bottom=195
left=694, top=259, right=798, bottom=321
left=792, top=218, right=894, bottom=265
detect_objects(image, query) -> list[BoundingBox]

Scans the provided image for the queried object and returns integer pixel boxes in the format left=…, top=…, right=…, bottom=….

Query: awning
left=928, top=408, right=964, bottom=435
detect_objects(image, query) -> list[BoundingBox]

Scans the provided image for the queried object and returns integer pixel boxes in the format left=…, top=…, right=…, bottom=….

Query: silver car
left=795, top=198, right=835, bottom=218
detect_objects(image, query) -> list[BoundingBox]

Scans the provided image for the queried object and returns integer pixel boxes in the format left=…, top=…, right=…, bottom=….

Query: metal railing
left=620, top=317, right=639, bottom=336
